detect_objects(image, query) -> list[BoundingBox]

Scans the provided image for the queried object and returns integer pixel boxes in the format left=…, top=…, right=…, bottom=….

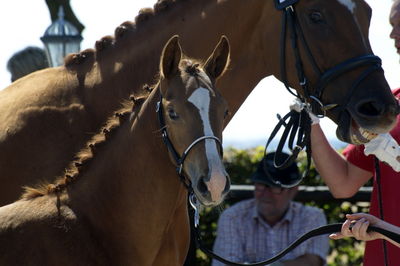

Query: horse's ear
left=160, top=35, right=182, bottom=79
left=203, top=35, right=230, bottom=80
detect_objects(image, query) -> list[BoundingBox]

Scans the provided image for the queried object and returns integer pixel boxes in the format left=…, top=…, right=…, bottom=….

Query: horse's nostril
left=197, top=178, right=208, bottom=194
left=356, top=100, right=384, bottom=117
left=223, top=176, right=230, bottom=194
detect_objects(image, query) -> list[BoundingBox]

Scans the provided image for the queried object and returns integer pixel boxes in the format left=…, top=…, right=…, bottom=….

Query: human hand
left=289, top=98, right=320, bottom=125
left=307, top=110, right=320, bottom=125
left=329, top=213, right=383, bottom=242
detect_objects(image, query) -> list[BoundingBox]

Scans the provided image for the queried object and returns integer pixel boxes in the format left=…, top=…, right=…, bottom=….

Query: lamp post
left=41, top=6, right=82, bottom=67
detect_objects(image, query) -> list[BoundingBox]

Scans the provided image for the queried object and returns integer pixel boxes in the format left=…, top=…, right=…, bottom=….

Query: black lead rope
left=193, top=221, right=400, bottom=266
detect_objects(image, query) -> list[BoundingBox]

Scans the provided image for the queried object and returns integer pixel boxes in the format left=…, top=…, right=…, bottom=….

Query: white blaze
left=188, top=87, right=219, bottom=162
left=188, top=87, right=226, bottom=201
left=337, top=0, right=355, bottom=13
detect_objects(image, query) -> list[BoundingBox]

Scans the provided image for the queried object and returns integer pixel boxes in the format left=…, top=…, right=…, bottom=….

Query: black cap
left=251, top=152, right=301, bottom=188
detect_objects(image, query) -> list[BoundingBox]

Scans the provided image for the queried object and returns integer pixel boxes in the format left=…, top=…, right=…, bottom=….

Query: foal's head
left=158, top=36, right=230, bottom=206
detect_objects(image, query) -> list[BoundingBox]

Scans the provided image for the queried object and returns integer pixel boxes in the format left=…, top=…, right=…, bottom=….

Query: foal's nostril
left=223, top=176, right=231, bottom=194
left=197, top=177, right=208, bottom=194
left=356, top=100, right=385, bottom=117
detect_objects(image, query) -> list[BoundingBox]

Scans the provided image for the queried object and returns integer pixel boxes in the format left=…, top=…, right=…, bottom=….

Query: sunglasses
left=254, top=183, right=286, bottom=195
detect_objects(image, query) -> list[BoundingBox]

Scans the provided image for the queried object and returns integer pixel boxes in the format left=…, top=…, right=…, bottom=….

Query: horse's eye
left=168, top=109, right=179, bottom=120
left=224, top=110, right=230, bottom=119
left=309, top=11, right=324, bottom=24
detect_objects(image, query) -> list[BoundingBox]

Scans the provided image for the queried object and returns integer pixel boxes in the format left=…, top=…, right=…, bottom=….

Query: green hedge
left=194, top=146, right=369, bottom=266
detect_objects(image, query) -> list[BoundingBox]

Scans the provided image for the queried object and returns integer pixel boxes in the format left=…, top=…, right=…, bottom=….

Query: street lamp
left=41, top=6, right=82, bottom=67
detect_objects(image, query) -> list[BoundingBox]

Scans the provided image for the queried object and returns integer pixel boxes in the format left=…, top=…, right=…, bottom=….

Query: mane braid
left=64, top=0, right=185, bottom=68
left=21, top=93, right=150, bottom=200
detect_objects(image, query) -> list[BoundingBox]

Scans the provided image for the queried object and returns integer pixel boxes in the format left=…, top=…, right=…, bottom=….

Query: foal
left=0, top=35, right=231, bottom=266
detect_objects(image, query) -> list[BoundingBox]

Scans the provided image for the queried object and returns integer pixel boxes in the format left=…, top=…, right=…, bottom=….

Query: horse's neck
left=83, top=0, right=278, bottom=119
left=68, top=89, right=187, bottom=256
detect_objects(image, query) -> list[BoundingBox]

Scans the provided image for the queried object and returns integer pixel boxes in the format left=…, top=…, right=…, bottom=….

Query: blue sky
left=0, top=0, right=399, bottom=149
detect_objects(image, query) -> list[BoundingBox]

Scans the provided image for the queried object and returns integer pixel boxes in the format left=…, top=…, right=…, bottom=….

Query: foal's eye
left=168, top=109, right=179, bottom=120
left=309, top=11, right=324, bottom=24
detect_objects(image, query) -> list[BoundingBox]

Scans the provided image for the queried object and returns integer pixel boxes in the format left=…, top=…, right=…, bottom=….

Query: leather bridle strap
left=279, top=3, right=383, bottom=116
left=315, top=55, right=382, bottom=101
left=268, top=1, right=382, bottom=173
left=156, top=95, right=223, bottom=188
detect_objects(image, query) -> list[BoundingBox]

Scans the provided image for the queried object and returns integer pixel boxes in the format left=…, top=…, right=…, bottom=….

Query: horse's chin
left=336, top=118, right=380, bottom=145
left=193, top=191, right=224, bottom=207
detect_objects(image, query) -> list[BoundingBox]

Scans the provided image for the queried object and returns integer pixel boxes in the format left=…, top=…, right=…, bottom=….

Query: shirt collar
left=252, top=200, right=296, bottom=226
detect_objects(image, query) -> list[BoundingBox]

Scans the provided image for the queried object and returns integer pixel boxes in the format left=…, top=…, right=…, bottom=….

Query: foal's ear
left=204, top=36, right=230, bottom=80
left=160, top=35, right=182, bottom=79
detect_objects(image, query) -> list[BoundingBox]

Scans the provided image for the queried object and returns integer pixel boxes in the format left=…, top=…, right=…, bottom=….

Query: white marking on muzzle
left=188, top=87, right=226, bottom=202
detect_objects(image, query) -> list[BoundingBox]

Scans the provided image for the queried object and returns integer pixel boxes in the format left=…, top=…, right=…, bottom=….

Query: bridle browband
left=156, top=94, right=223, bottom=189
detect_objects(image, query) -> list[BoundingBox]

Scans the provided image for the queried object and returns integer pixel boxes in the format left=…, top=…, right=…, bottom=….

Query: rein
left=188, top=193, right=400, bottom=266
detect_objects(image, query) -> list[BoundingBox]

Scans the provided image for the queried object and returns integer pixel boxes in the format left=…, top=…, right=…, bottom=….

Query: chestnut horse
left=0, top=35, right=230, bottom=265
left=0, top=0, right=398, bottom=206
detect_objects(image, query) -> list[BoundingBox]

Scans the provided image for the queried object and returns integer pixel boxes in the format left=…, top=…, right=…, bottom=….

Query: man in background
left=212, top=152, right=328, bottom=266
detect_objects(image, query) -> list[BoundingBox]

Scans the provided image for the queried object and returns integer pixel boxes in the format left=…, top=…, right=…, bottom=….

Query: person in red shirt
left=311, top=87, right=400, bottom=266
left=310, top=2, right=400, bottom=264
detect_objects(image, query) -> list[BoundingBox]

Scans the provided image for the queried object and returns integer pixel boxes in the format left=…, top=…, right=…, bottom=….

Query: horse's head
left=277, top=0, right=399, bottom=144
left=158, top=35, right=231, bottom=206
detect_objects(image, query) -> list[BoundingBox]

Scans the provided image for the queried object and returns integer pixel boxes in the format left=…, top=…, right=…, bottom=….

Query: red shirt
left=343, top=88, right=400, bottom=266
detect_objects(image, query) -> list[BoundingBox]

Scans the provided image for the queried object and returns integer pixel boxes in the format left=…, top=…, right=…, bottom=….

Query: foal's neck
left=68, top=88, right=187, bottom=254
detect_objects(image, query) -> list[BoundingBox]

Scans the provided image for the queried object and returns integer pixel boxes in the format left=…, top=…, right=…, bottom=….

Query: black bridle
left=156, top=94, right=223, bottom=189
left=184, top=1, right=397, bottom=265
left=266, top=0, right=383, bottom=178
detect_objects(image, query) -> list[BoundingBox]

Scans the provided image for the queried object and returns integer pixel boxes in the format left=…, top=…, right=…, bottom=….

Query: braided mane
left=64, top=0, right=185, bottom=69
left=22, top=88, right=152, bottom=200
